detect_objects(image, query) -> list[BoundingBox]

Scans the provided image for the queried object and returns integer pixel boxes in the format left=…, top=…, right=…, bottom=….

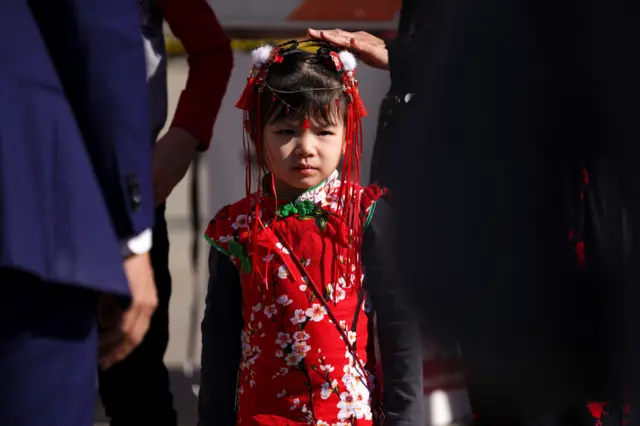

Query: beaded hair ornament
left=235, top=40, right=368, bottom=288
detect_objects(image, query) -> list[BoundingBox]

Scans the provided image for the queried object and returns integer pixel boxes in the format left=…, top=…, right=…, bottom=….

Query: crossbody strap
left=271, top=227, right=369, bottom=379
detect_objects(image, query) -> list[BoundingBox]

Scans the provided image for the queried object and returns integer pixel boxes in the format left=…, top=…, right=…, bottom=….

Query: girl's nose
left=296, top=133, right=316, bottom=156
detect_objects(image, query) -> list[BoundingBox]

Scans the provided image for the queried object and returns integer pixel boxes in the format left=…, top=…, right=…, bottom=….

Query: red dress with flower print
left=205, top=171, right=386, bottom=426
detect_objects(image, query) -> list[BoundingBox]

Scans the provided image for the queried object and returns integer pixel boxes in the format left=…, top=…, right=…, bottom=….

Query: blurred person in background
left=97, top=1, right=233, bottom=426
left=0, top=0, right=157, bottom=425
left=309, top=0, right=639, bottom=424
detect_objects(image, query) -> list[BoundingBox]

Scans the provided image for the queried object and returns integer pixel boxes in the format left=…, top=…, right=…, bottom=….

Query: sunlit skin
left=263, top=115, right=346, bottom=200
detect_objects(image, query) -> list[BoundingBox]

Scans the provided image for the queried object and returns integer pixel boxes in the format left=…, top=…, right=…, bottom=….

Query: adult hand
left=307, top=28, right=389, bottom=70
left=98, top=252, right=158, bottom=369
left=153, top=127, right=199, bottom=206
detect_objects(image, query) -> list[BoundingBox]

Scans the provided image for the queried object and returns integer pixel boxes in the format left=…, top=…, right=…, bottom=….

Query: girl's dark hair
left=240, top=42, right=366, bottom=290
left=248, top=41, right=349, bottom=138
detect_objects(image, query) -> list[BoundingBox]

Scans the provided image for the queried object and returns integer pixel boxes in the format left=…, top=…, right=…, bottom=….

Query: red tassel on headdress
left=303, top=115, right=311, bottom=129
left=342, top=72, right=367, bottom=120
left=351, top=86, right=368, bottom=119
left=235, top=77, right=256, bottom=110
left=334, top=93, right=366, bottom=293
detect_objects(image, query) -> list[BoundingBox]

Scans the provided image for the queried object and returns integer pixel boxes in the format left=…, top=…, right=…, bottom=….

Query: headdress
left=235, top=40, right=368, bottom=288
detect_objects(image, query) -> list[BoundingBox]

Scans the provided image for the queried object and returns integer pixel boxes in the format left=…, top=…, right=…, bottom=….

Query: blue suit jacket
left=0, top=0, right=153, bottom=295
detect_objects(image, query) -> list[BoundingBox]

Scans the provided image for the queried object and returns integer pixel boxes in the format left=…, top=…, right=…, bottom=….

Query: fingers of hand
left=319, top=29, right=353, bottom=47
left=99, top=339, right=128, bottom=370
left=99, top=295, right=156, bottom=359
left=98, top=327, right=127, bottom=370
left=350, top=37, right=365, bottom=52
left=315, top=29, right=371, bottom=57
left=98, top=326, right=121, bottom=351
left=354, top=31, right=383, bottom=45
left=308, top=29, right=382, bottom=51
left=119, top=298, right=156, bottom=348
left=98, top=305, right=153, bottom=369
left=99, top=256, right=158, bottom=369
left=98, top=310, right=132, bottom=369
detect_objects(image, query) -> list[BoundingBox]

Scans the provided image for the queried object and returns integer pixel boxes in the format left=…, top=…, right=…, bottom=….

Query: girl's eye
left=317, top=131, right=334, bottom=136
left=276, top=129, right=296, bottom=135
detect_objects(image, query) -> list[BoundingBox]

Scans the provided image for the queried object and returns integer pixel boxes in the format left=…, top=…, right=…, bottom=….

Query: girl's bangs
left=264, top=88, right=346, bottom=127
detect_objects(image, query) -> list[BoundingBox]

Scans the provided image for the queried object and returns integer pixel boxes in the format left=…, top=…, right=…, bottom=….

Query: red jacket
left=158, top=0, right=233, bottom=151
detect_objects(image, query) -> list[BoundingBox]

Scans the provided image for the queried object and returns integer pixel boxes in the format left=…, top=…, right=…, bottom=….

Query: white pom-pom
left=338, top=50, right=357, bottom=71
left=251, top=45, right=273, bottom=67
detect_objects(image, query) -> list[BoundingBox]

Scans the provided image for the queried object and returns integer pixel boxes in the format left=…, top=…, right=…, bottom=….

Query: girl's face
left=263, top=114, right=345, bottom=200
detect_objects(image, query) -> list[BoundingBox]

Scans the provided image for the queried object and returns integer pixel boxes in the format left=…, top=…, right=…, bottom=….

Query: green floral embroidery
left=228, top=239, right=252, bottom=273
left=277, top=199, right=316, bottom=218
left=277, top=200, right=330, bottom=231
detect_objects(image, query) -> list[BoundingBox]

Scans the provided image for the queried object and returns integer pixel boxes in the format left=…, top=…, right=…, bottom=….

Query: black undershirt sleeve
left=363, top=197, right=424, bottom=426
left=198, top=248, right=244, bottom=426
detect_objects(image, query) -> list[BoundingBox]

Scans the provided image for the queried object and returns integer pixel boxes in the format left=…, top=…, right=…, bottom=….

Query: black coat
left=372, top=0, right=640, bottom=424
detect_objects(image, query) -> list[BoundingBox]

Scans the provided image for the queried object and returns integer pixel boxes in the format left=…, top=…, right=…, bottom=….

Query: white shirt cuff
left=121, top=228, right=153, bottom=256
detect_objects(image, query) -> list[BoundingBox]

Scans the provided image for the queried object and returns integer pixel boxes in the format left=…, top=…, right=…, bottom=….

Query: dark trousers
left=0, top=271, right=99, bottom=426
left=98, top=206, right=176, bottom=426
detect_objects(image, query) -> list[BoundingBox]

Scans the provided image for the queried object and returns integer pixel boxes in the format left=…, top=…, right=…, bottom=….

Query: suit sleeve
left=363, top=197, right=424, bottom=426
left=198, top=247, right=243, bottom=426
left=31, top=0, right=153, bottom=239
left=158, top=0, right=233, bottom=151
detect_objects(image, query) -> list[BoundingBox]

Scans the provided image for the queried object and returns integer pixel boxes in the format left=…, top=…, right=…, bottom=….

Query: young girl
left=198, top=40, right=423, bottom=426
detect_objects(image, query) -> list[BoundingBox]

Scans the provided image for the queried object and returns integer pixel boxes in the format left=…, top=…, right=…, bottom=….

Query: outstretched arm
left=306, top=26, right=429, bottom=95
left=153, top=0, right=233, bottom=205
left=158, top=0, right=233, bottom=150
left=198, top=248, right=244, bottom=426
left=363, top=198, right=424, bottom=426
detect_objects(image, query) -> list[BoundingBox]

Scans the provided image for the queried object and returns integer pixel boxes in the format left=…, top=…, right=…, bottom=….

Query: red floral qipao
left=205, top=171, right=387, bottom=426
